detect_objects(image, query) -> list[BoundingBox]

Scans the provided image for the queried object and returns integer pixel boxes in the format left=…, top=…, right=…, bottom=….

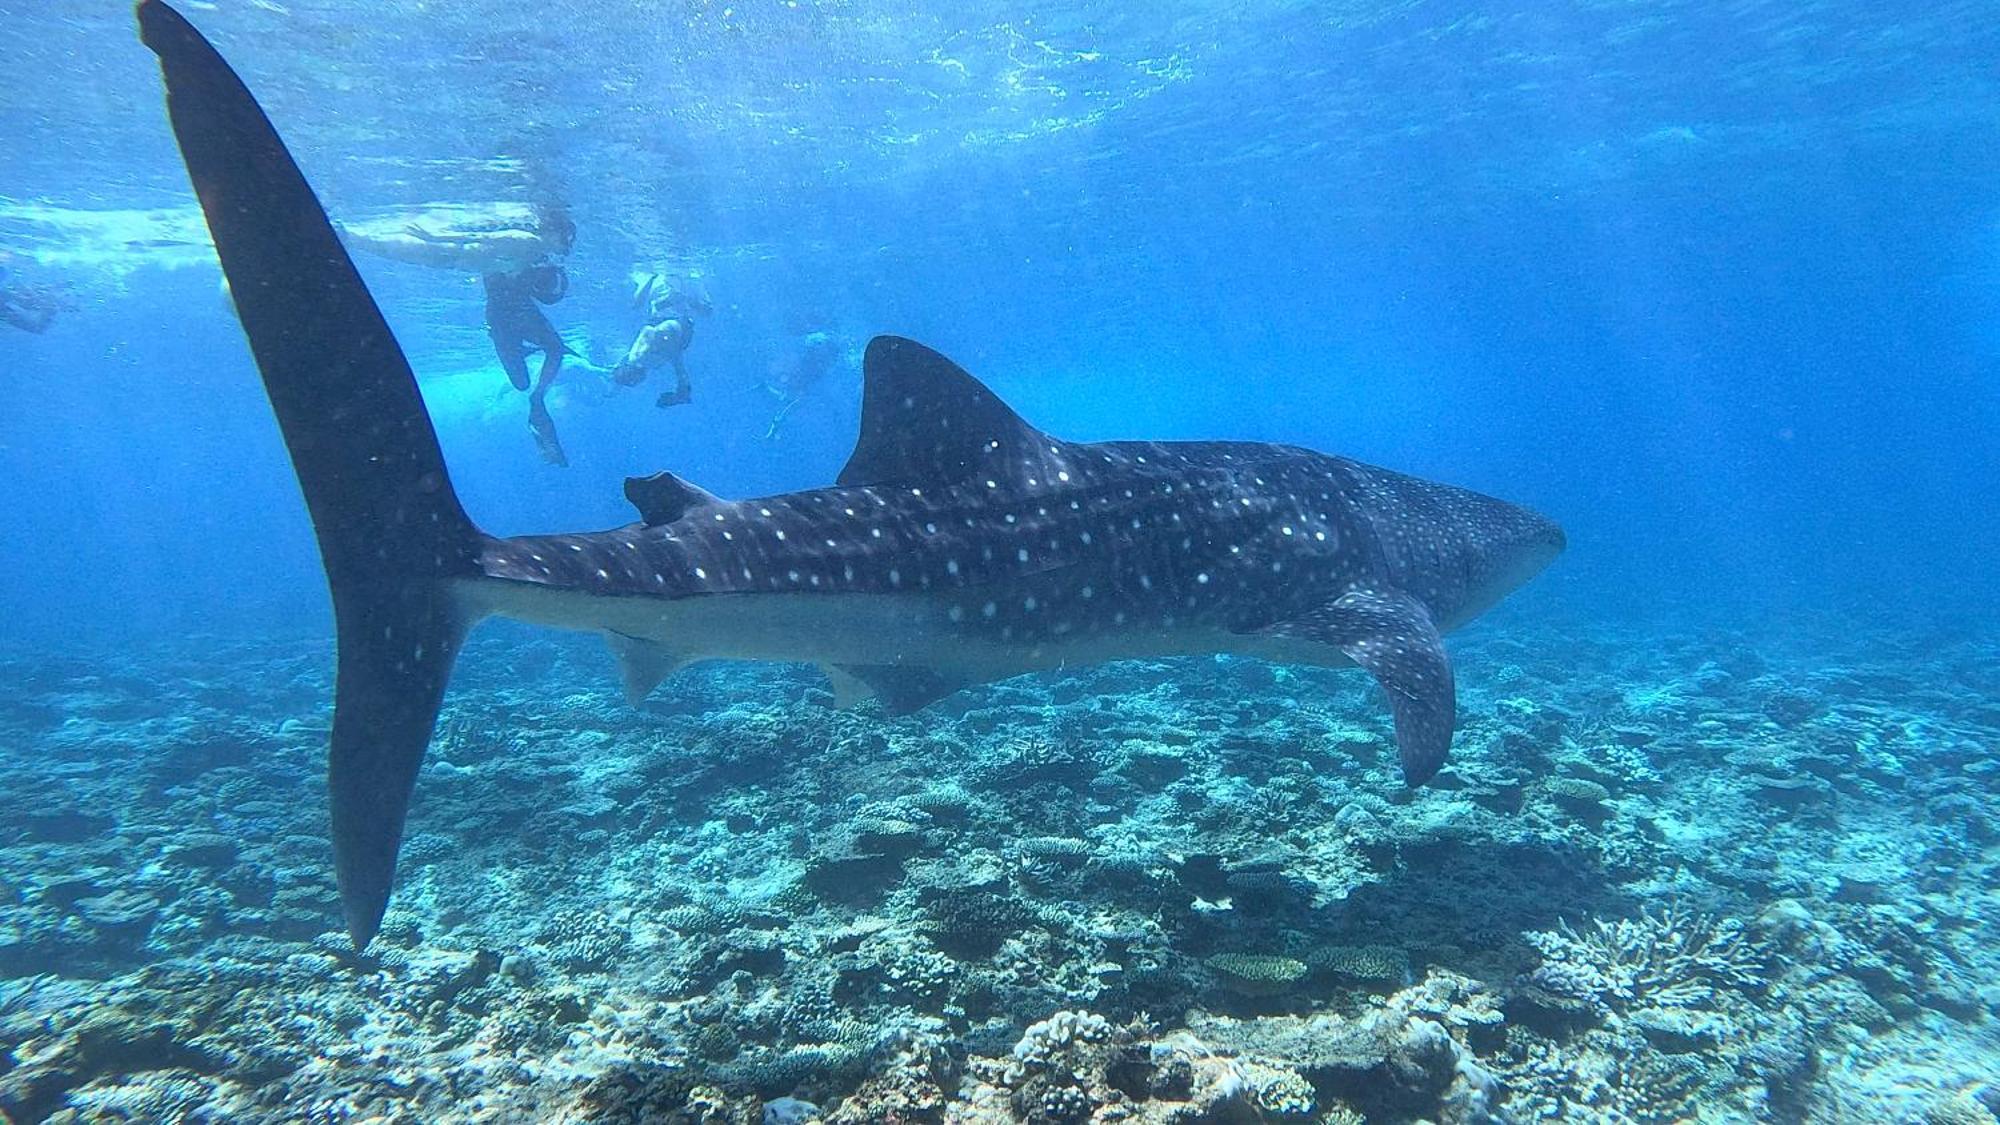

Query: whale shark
left=139, top=0, right=1565, bottom=949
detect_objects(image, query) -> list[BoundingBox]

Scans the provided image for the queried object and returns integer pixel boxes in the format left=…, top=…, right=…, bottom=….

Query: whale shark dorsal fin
left=837, top=336, right=1051, bottom=488
left=625, top=471, right=720, bottom=526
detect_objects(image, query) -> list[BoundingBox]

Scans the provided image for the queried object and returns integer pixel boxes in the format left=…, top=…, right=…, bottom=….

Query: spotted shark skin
left=140, top=0, right=1564, bottom=948
left=476, top=340, right=1564, bottom=735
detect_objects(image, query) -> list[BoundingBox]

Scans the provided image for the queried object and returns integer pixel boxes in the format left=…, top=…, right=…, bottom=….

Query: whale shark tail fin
left=140, top=0, right=480, bottom=950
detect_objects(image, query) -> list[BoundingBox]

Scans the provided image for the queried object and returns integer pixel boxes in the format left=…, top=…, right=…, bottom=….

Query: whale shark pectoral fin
left=821, top=665, right=878, bottom=709
left=831, top=664, right=971, bottom=715
left=624, top=471, right=721, bottom=526
left=605, top=631, right=688, bottom=707
left=1265, top=589, right=1456, bottom=786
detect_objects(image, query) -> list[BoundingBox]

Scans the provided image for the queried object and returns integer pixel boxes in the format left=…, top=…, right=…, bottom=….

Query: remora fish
left=139, top=0, right=1565, bottom=948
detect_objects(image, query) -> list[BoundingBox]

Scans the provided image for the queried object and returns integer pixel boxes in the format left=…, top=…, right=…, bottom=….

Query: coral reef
left=1521, top=903, right=1768, bottom=1016
left=1203, top=953, right=1308, bottom=997
left=1, top=612, right=1996, bottom=1121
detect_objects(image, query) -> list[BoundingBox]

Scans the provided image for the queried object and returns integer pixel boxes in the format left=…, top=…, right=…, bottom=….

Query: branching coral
left=1523, top=903, right=1767, bottom=1014
left=922, top=889, right=1036, bottom=959
left=980, top=737, right=1103, bottom=791
left=1239, top=1059, right=1317, bottom=1117
left=533, top=909, right=628, bottom=970
left=1309, top=944, right=1411, bottom=985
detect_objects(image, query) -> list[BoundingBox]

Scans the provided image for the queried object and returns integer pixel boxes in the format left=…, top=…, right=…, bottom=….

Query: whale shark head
left=1443, top=500, right=1568, bottom=631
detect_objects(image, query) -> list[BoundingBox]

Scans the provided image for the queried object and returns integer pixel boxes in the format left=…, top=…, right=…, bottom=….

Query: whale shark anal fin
left=837, top=336, right=1053, bottom=489
left=821, top=665, right=877, bottom=709
left=1264, top=589, right=1456, bottom=786
left=605, top=632, right=688, bottom=706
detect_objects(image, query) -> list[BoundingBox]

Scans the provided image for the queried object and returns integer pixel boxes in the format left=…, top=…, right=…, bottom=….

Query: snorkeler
left=484, top=252, right=574, bottom=466
left=760, top=326, right=850, bottom=440
left=0, top=258, right=61, bottom=335
left=611, top=272, right=712, bottom=408
left=344, top=202, right=578, bottom=465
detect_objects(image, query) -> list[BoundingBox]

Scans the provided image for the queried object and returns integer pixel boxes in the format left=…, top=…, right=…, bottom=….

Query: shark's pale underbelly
left=458, top=578, right=1357, bottom=679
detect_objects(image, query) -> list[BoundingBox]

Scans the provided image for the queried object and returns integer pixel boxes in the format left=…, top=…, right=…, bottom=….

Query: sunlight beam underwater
left=138, top=0, right=1564, bottom=949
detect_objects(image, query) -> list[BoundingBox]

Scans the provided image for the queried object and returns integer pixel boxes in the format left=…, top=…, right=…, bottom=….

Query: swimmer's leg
left=489, top=328, right=532, bottom=391
left=526, top=341, right=568, bottom=467
left=656, top=353, right=692, bottom=408
left=762, top=394, right=800, bottom=441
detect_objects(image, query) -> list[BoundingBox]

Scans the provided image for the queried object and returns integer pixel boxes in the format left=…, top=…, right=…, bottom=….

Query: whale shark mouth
left=139, top=0, right=1564, bottom=950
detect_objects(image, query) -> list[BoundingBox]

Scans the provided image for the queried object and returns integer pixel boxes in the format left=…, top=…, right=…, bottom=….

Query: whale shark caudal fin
left=1262, top=589, right=1456, bottom=786
left=140, top=0, right=481, bottom=949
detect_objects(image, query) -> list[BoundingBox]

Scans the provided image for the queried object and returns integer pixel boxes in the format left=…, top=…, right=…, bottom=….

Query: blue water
left=4, top=1, right=1996, bottom=643
left=4, top=4, right=2000, bottom=1121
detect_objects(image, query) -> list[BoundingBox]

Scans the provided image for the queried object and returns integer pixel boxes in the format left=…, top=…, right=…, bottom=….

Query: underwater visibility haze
left=1, top=1, right=1997, bottom=1122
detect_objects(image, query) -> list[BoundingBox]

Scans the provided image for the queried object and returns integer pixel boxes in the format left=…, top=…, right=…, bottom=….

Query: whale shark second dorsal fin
left=625, top=471, right=720, bottom=526
left=837, top=336, right=1052, bottom=489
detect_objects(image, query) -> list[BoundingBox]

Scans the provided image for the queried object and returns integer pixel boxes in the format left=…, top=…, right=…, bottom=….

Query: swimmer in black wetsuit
left=484, top=248, right=573, bottom=465
left=485, top=205, right=577, bottom=465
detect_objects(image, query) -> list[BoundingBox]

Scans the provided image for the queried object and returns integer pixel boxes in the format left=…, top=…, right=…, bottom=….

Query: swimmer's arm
left=340, top=224, right=471, bottom=270
left=342, top=223, right=545, bottom=272
left=413, top=226, right=546, bottom=269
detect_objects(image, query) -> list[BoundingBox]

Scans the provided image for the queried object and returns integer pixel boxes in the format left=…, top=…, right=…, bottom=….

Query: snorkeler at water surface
left=0, top=258, right=63, bottom=335
left=344, top=202, right=578, bottom=465
left=340, top=201, right=570, bottom=274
